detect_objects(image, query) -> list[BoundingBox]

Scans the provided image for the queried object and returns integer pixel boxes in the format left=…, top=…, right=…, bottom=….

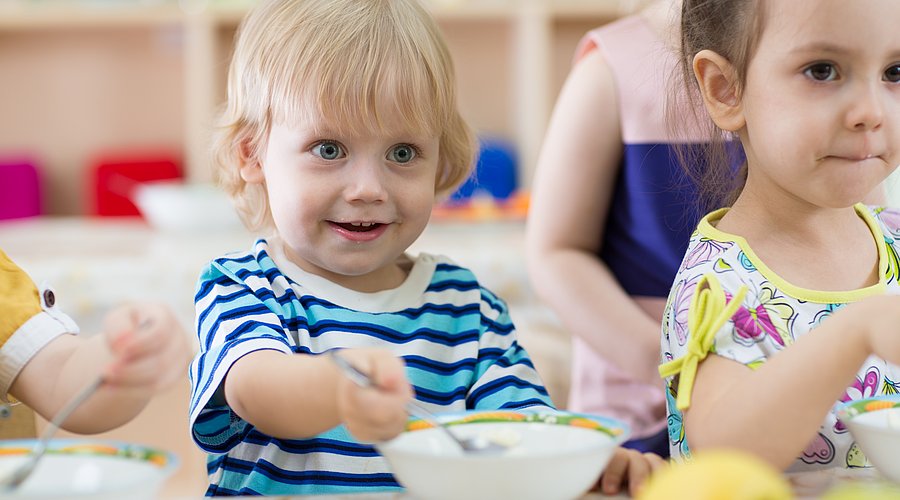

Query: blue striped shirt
left=188, top=239, right=553, bottom=496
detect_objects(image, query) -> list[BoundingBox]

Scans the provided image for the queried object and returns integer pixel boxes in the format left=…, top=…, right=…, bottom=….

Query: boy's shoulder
left=417, top=253, right=509, bottom=306
left=201, top=238, right=273, bottom=283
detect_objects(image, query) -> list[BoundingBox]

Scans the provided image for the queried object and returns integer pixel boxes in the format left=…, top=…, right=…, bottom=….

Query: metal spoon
left=328, top=350, right=508, bottom=455
left=0, top=376, right=105, bottom=491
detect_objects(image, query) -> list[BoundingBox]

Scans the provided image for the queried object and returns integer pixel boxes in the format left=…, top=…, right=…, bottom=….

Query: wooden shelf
left=0, top=4, right=185, bottom=30
left=0, top=0, right=629, bottom=214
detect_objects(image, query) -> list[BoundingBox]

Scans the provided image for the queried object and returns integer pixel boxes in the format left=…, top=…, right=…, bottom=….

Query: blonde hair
left=213, top=0, right=476, bottom=231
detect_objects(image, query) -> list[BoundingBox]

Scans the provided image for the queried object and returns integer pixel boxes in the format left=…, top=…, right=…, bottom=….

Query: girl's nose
left=345, top=160, right=388, bottom=203
left=845, top=81, right=885, bottom=132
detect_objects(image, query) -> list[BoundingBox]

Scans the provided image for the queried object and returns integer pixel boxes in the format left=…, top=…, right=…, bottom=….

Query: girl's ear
left=238, top=139, right=265, bottom=184
left=693, top=49, right=745, bottom=132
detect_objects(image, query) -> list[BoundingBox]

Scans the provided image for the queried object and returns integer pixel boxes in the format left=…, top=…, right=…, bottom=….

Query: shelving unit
left=0, top=0, right=633, bottom=215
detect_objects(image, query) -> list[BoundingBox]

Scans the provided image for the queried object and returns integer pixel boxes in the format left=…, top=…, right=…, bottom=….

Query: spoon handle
left=37, top=377, right=104, bottom=447
left=328, top=350, right=375, bottom=389
left=0, top=376, right=104, bottom=490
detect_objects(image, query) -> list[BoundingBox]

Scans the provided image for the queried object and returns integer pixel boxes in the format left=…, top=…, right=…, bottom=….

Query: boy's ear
left=693, top=49, right=745, bottom=132
left=238, top=140, right=265, bottom=184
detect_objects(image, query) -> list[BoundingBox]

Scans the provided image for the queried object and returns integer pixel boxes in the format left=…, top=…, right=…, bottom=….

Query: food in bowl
left=836, top=395, right=900, bottom=483
left=0, top=439, right=177, bottom=499
left=378, top=410, right=629, bottom=500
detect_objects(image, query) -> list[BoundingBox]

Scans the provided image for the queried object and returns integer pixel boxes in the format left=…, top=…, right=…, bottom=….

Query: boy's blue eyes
left=312, top=142, right=418, bottom=163
left=316, top=142, right=343, bottom=160
left=388, top=145, right=416, bottom=163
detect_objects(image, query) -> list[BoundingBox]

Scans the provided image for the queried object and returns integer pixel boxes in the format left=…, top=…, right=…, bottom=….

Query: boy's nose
left=845, top=81, right=885, bottom=132
left=345, top=160, right=388, bottom=203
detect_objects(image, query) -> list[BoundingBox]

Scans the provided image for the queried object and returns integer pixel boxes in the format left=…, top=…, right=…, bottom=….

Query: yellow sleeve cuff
left=659, top=273, right=747, bottom=411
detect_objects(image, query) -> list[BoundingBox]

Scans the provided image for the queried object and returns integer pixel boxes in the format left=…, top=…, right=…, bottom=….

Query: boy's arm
left=223, top=350, right=343, bottom=437
left=222, top=349, right=409, bottom=442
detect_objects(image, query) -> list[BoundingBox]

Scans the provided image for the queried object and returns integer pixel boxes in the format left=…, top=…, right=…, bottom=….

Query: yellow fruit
left=638, top=449, right=793, bottom=500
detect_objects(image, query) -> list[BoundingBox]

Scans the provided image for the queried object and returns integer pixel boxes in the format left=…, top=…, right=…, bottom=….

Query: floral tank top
left=660, top=204, right=900, bottom=472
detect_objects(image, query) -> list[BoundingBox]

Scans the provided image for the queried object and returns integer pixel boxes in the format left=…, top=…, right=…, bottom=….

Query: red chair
left=90, top=153, right=182, bottom=216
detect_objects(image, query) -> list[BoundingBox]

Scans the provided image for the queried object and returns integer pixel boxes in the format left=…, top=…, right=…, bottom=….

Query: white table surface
left=0, top=215, right=573, bottom=499
left=2, top=217, right=897, bottom=499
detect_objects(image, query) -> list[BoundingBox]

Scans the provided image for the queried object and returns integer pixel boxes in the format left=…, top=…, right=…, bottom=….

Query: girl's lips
left=328, top=221, right=389, bottom=242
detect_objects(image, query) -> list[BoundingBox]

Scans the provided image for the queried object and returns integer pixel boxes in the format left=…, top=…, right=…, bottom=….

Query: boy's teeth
left=350, top=222, right=373, bottom=227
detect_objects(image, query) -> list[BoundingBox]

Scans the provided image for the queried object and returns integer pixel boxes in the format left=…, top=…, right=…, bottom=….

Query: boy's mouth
left=332, top=221, right=383, bottom=232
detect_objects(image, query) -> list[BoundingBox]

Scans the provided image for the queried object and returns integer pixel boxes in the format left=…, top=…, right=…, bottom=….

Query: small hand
left=334, top=349, right=412, bottom=443
left=597, top=447, right=668, bottom=497
left=101, top=302, right=193, bottom=394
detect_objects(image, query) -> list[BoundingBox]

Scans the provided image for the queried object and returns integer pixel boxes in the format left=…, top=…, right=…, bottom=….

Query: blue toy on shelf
left=449, top=137, right=518, bottom=202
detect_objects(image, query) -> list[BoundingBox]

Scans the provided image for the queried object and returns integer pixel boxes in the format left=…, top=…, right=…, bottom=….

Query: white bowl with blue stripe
left=378, top=409, right=629, bottom=500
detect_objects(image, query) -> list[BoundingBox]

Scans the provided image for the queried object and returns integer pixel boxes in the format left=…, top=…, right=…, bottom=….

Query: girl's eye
left=804, top=63, right=838, bottom=82
left=885, top=64, right=900, bottom=83
left=387, top=144, right=417, bottom=164
left=313, top=141, right=344, bottom=160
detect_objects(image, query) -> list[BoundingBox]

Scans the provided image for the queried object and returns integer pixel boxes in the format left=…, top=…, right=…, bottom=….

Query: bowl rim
left=379, top=409, right=630, bottom=459
left=835, top=395, right=900, bottom=423
left=421, top=409, right=628, bottom=436
left=0, top=438, right=179, bottom=475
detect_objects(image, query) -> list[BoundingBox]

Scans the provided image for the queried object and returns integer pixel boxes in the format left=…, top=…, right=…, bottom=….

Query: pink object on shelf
left=0, top=159, right=41, bottom=220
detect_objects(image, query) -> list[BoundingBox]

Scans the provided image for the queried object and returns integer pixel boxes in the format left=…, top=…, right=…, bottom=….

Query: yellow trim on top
left=659, top=273, right=747, bottom=411
left=696, top=203, right=887, bottom=304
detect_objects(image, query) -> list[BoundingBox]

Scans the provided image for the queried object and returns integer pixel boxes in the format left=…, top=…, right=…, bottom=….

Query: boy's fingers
left=626, top=452, right=660, bottom=496
left=645, top=452, right=667, bottom=471
left=600, top=448, right=630, bottom=495
left=370, top=356, right=411, bottom=397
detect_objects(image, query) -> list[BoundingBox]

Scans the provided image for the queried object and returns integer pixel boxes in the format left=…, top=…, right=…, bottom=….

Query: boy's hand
left=598, top=447, right=667, bottom=497
left=335, top=349, right=412, bottom=443
left=101, top=302, right=193, bottom=394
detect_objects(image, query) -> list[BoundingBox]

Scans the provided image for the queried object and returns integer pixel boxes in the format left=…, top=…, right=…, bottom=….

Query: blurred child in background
left=527, top=0, right=692, bottom=457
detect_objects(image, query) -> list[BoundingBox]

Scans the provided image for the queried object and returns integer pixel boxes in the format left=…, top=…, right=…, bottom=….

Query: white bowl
left=378, top=410, right=629, bottom=500
left=132, top=181, right=244, bottom=232
left=0, top=439, right=177, bottom=499
left=836, top=396, right=900, bottom=483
